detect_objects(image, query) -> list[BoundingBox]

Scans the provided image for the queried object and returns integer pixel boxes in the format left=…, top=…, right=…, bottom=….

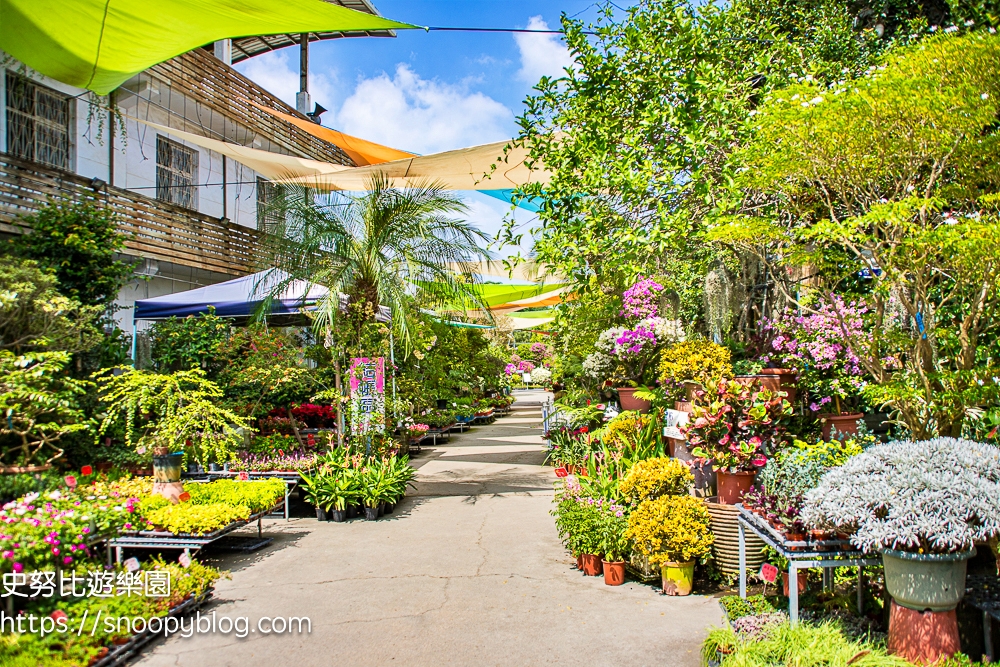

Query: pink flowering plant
left=0, top=486, right=139, bottom=574
left=683, top=378, right=793, bottom=472
left=621, top=277, right=664, bottom=319
left=594, top=500, right=630, bottom=561
left=764, top=297, right=868, bottom=414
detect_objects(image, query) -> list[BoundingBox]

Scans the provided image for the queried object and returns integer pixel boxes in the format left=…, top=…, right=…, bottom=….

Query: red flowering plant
left=290, top=403, right=336, bottom=428
left=683, top=378, right=792, bottom=472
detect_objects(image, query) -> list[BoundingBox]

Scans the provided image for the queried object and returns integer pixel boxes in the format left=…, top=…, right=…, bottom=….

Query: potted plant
left=553, top=494, right=604, bottom=575
left=804, top=437, right=1000, bottom=663
left=299, top=472, right=328, bottom=521
left=657, top=339, right=734, bottom=407
left=625, top=495, right=714, bottom=595
left=595, top=501, right=630, bottom=586
left=764, top=298, right=868, bottom=439
left=683, top=378, right=792, bottom=504
left=95, top=367, right=252, bottom=501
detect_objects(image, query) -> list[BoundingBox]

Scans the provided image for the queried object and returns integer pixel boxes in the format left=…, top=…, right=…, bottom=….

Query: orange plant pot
left=602, top=560, right=626, bottom=586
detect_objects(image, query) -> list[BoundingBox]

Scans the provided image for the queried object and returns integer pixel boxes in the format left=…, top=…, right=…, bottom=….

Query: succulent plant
left=802, top=437, right=1000, bottom=554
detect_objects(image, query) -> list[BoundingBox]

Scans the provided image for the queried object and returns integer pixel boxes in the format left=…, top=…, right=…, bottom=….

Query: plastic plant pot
left=602, top=560, right=626, bottom=586
left=616, top=387, right=651, bottom=413
left=315, top=506, right=328, bottom=521
left=329, top=508, right=347, bottom=523
left=661, top=561, right=695, bottom=596
left=580, top=553, right=603, bottom=576
left=716, top=470, right=756, bottom=505
left=882, top=548, right=975, bottom=612
left=364, top=506, right=379, bottom=521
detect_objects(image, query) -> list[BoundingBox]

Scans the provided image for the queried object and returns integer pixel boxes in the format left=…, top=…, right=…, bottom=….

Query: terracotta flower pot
left=602, top=560, right=626, bottom=586
left=661, top=561, right=695, bottom=596
left=576, top=554, right=583, bottom=570
left=782, top=570, right=808, bottom=596
left=580, top=553, right=603, bottom=576
left=756, top=368, right=798, bottom=404
left=616, top=387, right=651, bottom=413
left=716, top=470, right=756, bottom=505
left=820, top=413, right=864, bottom=441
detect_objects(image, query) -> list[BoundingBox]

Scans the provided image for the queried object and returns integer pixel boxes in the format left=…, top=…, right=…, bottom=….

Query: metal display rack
left=737, top=505, right=880, bottom=624
left=92, top=589, right=214, bottom=667
left=426, top=424, right=454, bottom=446
left=204, top=470, right=304, bottom=520
left=109, top=504, right=282, bottom=563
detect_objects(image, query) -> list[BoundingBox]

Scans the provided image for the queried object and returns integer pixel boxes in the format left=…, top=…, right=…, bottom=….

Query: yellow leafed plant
left=625, top=495, right=713, bottom=565
left=619, top=457, right=693, bottom=503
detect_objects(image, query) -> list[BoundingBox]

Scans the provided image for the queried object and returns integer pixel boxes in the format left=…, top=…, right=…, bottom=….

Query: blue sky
left=235, top=1, right=604, bottom=256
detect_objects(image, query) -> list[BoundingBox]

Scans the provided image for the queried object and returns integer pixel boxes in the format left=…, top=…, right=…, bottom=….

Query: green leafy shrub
left=183, top=478, right=286, bottom=513
left=142, top=502, right=250, bottom=535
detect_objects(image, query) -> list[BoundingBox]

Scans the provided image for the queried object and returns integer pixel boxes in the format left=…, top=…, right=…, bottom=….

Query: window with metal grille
left=5, top=71, right=72, bottom=170
left=256, top=176, right=285, bottom=230
left=156, top=135, right=198, bottom=209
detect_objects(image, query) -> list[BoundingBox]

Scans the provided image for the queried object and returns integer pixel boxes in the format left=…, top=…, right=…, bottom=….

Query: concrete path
left=138, top=390, right=722, bottom=667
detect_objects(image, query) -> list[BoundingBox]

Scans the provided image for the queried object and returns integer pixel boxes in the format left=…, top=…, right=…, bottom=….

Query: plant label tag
left=238, top=472, right=249, bottom=481
left=178, top=551, right=191, bottom=568
left=663, top=409, right=689, bottom=440
left=124, top=557, right=140, bottom=572
left=555, top=467, right=568, bottom=478
left=760, top=563, right=778, bottom=584
left=178, top=492, right=191, bottom=503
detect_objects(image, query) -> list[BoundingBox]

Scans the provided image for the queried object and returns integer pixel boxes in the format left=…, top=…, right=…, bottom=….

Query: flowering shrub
left=600, top=410, right=652, bottom=450
left=290, top=403, right=337, bottom=428
left=619, top=457, right=693, bottom=503
left=529, top=342, right=552, bottom=359
left=407, top=423, right=430, bottom=437
left=0, top=485, right=140, bottom=574
left=530, top=367, right=552, bottom=386
left=684, top=378, right=792, bottom=471
left=802, top=438, right=1000, bottom=553
left=658, top=339, right=733, bottom=401
left=621, top=277, right=664, bottom=319
left=552, top=493, right=602, bottom=556
left=625, top=495, right=714, bottom=565
left=595, top=500, right=630, bottom=561
left=229, top=452, right=318, bottom=473
left=764, top=297, right=868, bottom=413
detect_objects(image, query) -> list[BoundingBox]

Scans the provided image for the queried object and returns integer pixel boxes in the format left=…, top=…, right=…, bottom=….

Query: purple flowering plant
left=763, top=297, right=868, bottom=414
left=620, top=277, right=664, bottom=319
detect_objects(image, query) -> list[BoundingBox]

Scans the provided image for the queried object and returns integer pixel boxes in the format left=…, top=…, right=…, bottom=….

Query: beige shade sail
left=135, top=119, right=352, bottom=181
left=140, top=119, right=551, bottom=192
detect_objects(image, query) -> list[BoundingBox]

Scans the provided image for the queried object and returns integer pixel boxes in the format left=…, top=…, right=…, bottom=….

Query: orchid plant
left=683, top=378, right=792, bottom=472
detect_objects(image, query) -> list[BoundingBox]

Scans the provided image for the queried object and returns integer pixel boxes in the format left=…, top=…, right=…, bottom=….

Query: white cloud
left=514, top=16, right=575, bottom=85
left=234, top=50, right=337, bottom=114
left=334, top=64, right=515, bottom=154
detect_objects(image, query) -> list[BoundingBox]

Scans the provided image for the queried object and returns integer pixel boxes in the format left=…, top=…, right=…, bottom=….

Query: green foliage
left=148, top=307, right=230, bottom=371
left=142, top=501, right=250, bottom=535
left=10, top=200, right=135, bottom=310
left=703, top=620, right=912, bottom=666
left=94, top=366, right=252, bottom=463
left=738, top=32, right=1000, bottom=437
left=214, top=325, right=316, bottom=417
left=719, top=594, right=777, bottom=620
left=0, top=259, right=100, bottom=354
left=183, top=478, right=286, bottom=513
left=0, top=350, right=91, bottom=468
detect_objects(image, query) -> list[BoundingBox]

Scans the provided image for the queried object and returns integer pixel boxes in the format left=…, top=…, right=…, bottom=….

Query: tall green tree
left=10, top=200, right=135, bottom=311
left=723, top=31, right=1000, bottom=437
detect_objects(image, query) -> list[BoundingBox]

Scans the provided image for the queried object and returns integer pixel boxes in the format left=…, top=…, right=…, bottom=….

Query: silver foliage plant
left=802, top=438, right=1000, bottom=554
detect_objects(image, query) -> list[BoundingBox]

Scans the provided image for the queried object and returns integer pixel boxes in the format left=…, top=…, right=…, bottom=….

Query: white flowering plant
left=802, top=437, right=1000, bottom=554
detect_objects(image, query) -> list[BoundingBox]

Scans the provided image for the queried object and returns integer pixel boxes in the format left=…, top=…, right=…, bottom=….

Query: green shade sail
left=0, top=0, right=417, bottom=94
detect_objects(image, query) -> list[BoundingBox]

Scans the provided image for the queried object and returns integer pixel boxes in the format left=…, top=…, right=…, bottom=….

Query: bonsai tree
left=95, top=367, right=253, bottom=468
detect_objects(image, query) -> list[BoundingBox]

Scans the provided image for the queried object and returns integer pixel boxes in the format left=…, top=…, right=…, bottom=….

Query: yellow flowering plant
left=619, top=457, right=693, bottom=503
left=658, top=339, right=733, bottom=402
left=625, top=495, right=714, bottom=565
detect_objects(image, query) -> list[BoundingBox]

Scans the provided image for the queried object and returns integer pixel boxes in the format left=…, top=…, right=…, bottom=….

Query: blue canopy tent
left=132, top=269, right=391, bottom=322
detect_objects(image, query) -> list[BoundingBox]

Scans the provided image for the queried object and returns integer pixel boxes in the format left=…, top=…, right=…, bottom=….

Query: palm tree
left=254, top=173, right=491, bottom=348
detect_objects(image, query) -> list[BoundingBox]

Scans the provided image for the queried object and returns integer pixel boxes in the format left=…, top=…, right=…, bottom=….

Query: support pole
left=130, top=320, right=137, bottom=362
left=296, top=34, right=312, bottom=115
left=389, top=328, right=397, bottom=420
left=738, top=520, right=747, bottom=598
left=221, top=154, right=227, bottom=220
